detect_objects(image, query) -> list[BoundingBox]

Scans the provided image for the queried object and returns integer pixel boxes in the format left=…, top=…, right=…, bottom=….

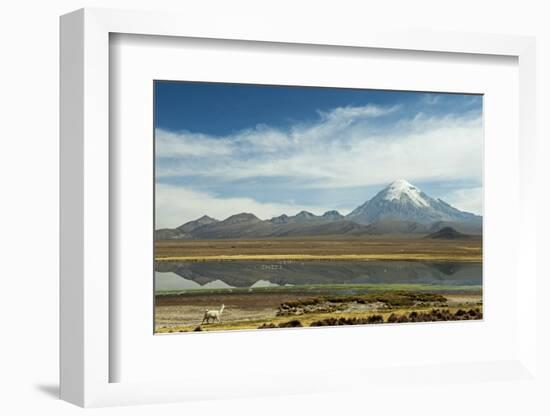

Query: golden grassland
left=156, top=253, right=480, bottom=262
left=155, top=238, right=483, bottom=262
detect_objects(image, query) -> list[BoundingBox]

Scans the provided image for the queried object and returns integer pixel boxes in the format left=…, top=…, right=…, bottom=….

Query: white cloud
left=442, top=187, right=483, bottom=215
left=155, top=103, right=483, bottom=225
left=317, top=104, right=399, bottom=122
left=156, top=105, right=482, bottom=190
left=421, top=94, right=441, bottom=105
left=155, top=184, right=334, bottom=228
left=156, top=129, right=233, bottom=157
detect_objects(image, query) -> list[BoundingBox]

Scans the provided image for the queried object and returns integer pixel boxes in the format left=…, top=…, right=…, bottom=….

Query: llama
left=202, top=304, right=225, bottom=324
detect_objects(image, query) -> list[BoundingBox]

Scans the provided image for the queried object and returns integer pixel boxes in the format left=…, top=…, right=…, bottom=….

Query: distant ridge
left=269, top=210, right=344, bottom=224
left=220, top=213, right=261, bottom=225
left=155, top=180, right=482, bottom=240
left=322, top=210, right=344, bottom=221
left=176, top=215, right=218, bottom=233
left=361, top=220, right=430, bottom=235
left=424, top=226, right=473, bottom=240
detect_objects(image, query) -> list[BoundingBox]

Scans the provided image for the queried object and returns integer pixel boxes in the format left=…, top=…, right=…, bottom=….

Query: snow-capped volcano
left=382, top=179, right=429, bottom=207
left=156, top=179, right=482, bottom=240
left=347, top=179, right=481, bottom=225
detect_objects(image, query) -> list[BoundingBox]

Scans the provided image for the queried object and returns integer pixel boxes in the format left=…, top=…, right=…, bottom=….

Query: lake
left=155, top=260, right=482, bottom=292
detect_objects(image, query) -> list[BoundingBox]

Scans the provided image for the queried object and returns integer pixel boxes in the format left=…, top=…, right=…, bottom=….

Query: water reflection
left=155, top=260, right=482, bottom=291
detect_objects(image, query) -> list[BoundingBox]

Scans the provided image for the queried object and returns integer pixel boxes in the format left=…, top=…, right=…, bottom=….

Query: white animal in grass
left=202, top=304, right=225, bottom=324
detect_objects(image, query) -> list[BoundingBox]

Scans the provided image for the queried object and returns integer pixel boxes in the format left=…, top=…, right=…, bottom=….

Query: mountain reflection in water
left=155, top=260, right=482, bottom=292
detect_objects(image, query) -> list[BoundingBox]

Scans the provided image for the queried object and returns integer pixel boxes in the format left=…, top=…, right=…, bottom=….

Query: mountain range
left=155, top=180, right=482, bottom=239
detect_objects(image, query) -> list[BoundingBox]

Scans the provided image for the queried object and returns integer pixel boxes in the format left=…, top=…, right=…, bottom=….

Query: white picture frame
left=60, top=8, right=538, bottom=408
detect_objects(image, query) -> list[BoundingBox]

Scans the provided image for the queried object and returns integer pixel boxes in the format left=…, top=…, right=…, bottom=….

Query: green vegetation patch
left=155, top=283, right=482, bottom=297
left=279, top=291, right=447, bottom=310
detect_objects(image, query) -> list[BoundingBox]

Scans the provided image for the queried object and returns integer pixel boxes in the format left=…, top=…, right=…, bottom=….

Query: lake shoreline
left=155, top=253, right=482, bottom=262
left=155, top=238, right=482, bottom=263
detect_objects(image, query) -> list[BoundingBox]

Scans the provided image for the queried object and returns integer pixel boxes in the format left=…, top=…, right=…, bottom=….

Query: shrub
left=312, top=317, right=338, bottom=327
left=278, top=319, right=303, bottom=328
left=366, top=315, right=384, bottom=324
left=387, top=313, right=399, bottom=323
left=310, top=315, right=384, bottom=327
left=468, top=308, right=480, bottom=317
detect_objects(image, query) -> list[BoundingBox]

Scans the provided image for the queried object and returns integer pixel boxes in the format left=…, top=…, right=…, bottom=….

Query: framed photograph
left=153, top=82, right=484, bottom=334
left=60, top=8, right=538, bottom=408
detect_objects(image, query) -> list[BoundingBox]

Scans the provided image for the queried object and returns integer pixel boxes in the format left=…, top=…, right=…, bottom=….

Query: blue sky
left=155, top=81, right=483, bottom=228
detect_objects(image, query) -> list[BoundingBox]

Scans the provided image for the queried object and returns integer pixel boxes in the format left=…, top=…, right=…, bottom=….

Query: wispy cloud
left=317, top=104, right=399, bottom=122
left=156, top=129, right=234, bottom=157
left=156, top=103, right=482, bottom=189
left=421, top=93, right=441, bottom=106
left=442, top=187, right=483, bottom=215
